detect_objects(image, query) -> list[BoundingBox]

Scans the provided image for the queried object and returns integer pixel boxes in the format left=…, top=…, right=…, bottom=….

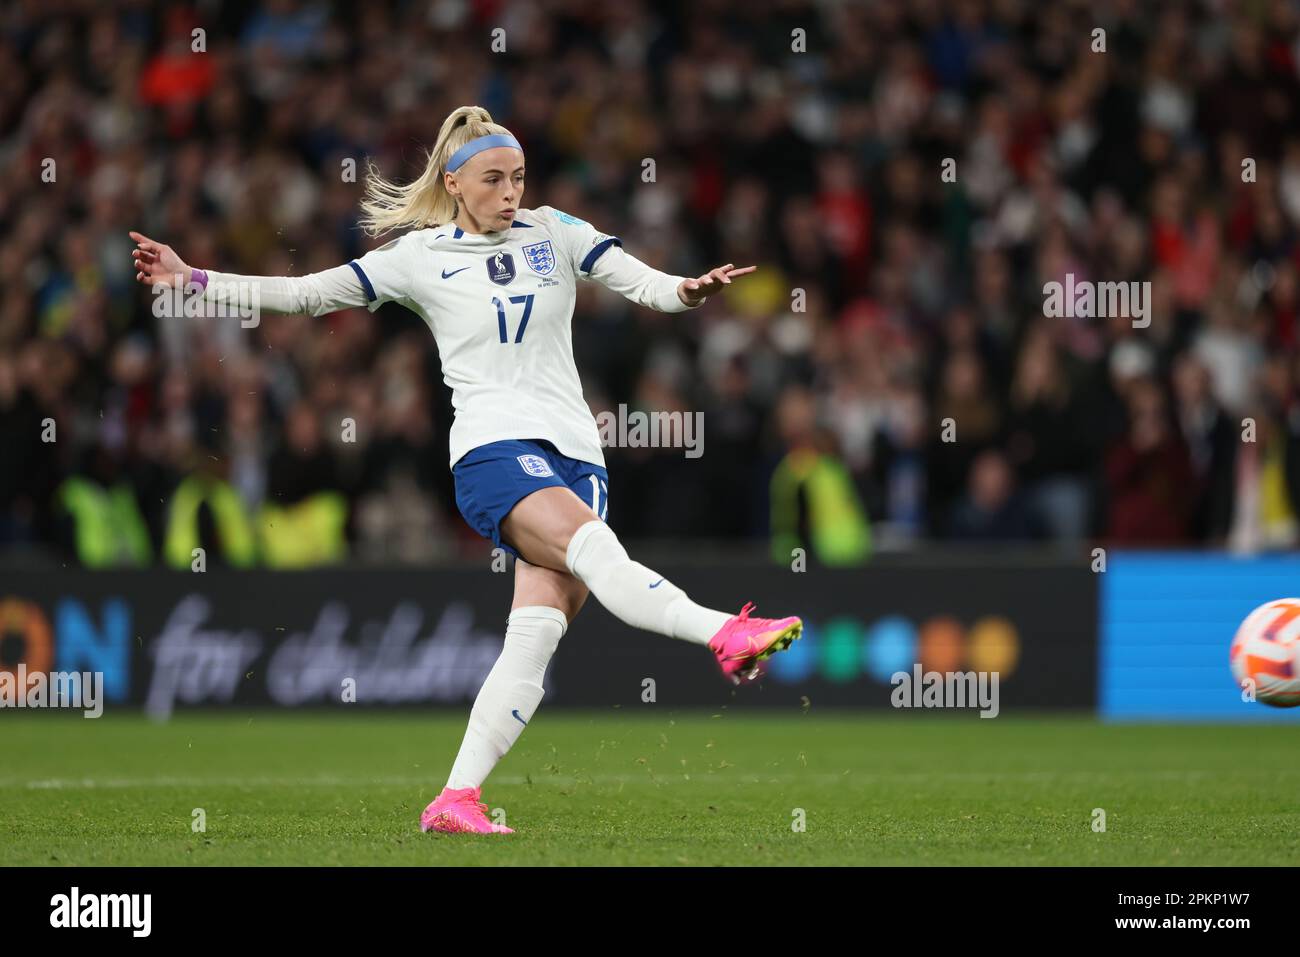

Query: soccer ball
left=1229, top=598, right=1300, bottom=707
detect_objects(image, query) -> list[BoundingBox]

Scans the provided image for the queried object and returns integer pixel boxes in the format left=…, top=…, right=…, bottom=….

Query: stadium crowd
left=3, top=0, right=1300, bottom=566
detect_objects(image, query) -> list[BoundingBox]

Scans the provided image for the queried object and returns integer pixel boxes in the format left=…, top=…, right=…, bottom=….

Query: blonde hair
left=358, top=105, right=517, bottom=237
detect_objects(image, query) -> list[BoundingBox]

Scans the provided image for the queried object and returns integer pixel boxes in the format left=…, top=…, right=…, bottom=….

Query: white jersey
left=200, top=205, right=698, bottom=468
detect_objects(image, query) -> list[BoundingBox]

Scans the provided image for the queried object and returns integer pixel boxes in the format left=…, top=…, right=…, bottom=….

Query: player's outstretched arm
left=584, top=240, right=755, bottom=313
left=128, top=230, right=371, bottom=317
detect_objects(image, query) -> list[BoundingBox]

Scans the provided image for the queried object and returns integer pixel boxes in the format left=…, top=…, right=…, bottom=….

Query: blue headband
left=446, top=134, right=523, bottom=173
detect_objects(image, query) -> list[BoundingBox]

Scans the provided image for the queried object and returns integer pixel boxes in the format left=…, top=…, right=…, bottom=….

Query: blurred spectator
left=769, top=384, right=871, bottom=566
left=949, top=449, right=1040, bottom=541
left=1104, top=377, right=1195, bottom=544
left=928, top=347, right=1003, bottom=535
left=0, top=353, right=58, bottom=547
left=1004, top=322, right=1091, bottom=541
left=1226, top=354, right=1300, bottom=552
left=868, top=386, right=929, bottom=542
left=1171, top=351, right=1237, bottom=542
left=261, top=400, right=347, bottom=567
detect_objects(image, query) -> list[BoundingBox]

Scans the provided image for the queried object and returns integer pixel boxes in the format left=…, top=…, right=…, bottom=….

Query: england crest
left=486, top=250, right=516, bottom=285
left=517, top=454, right=554, bottom=477
left=522, top=240, right=556, bottom=276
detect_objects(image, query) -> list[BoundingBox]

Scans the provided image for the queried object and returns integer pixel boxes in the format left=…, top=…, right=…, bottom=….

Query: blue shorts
left=453, top=438, right=608, bottom=558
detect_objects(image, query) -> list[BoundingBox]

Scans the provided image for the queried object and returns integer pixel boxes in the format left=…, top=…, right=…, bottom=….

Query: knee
left=504, top=605, right=568, bottom=667
left=564, top=519, right=626, bottom=579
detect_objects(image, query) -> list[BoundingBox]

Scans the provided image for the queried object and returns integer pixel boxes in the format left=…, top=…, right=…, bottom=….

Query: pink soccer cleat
left=708, top=601, right=803, bottom=685
left=420, top=785, right=514, bottom=835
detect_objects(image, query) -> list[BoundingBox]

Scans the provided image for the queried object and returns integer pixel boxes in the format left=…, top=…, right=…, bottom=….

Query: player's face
left=449, top=147, right=525, bottom=232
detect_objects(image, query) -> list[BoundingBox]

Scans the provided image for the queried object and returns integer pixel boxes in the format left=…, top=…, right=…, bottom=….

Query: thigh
left=500, top=485, right=600, bottom=571
left=512, top=556, right=589, bottom=621
left=453, top=440, right=569, bottom=559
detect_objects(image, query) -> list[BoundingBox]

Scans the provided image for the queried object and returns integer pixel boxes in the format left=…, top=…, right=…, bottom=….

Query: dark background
left=2, top=0, right=1297, bottom=567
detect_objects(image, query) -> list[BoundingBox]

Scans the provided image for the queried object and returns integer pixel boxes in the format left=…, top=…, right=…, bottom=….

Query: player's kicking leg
left=500, top=487, right=802, bottom=685
left=421, top=558, right=586, bottom=835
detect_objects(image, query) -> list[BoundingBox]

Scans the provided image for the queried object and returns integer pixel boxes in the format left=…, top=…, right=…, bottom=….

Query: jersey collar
left=448, top=219, right=533, bottom=241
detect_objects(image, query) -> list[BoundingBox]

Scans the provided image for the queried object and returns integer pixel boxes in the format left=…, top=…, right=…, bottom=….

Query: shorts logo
left=522, top=240, right=556, bottom=276
left=486, top=251, right=516, bottom=286
left=517, top=454, right=554, bottom=477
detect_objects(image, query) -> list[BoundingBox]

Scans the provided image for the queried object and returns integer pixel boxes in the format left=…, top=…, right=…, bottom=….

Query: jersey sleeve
left=539, top=206, right=698, bottom=313
left=199, top=231, right=419, bottom=317
left=200, top=264, right=370, bottom=317
left=585, top=244, right=700, bottom=313
left=347, top=232, right=419, bottom=312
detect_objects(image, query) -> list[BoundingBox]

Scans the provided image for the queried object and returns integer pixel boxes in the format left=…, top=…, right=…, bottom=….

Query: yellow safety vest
left=163, top=474, right=258, bottom=568
left=257, top=492, right=349, bottom=568
left=57, top=477, right=152, bottom=567
left=770, top=449, right=871, bottom=566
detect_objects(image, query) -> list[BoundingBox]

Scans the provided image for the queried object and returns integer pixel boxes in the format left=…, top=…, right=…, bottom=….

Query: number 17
left=492, top=294, right=534, bottom=343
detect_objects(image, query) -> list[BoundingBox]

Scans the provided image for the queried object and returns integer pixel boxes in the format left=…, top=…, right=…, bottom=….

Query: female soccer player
left=130, top=105, right=802, bottom=835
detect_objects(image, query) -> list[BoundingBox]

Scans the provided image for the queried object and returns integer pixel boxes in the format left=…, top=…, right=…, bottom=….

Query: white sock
left=445, top=605, right=566, bottom=791
left=564, top=520, right=730, bottom=645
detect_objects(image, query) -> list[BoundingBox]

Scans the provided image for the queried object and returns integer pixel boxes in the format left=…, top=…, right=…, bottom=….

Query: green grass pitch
left=2, top=710, right=1297, bottom=865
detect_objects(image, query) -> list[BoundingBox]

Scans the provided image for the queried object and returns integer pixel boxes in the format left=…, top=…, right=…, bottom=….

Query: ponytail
left=358, top=105, right=516, bottom=237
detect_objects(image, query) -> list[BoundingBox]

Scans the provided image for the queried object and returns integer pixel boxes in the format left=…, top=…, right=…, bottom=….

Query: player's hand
left=129, top=231, right=192, bottom=288
left=678, top=264, right=755, bottom=306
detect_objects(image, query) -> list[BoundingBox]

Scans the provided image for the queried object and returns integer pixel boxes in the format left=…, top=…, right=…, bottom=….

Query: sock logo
left=648, top=579, right=665, bottom=589
left=511, top=708, right=528, bottom=726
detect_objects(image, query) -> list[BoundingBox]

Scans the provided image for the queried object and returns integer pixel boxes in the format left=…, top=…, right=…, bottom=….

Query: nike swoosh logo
left=511, top=709, right=528, bottom=726
left=649, top=578, right=665, bottom=588
left=441, top=267, right=470, bottom=278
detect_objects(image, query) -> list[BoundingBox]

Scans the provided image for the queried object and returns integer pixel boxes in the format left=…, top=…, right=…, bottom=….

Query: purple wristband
left=190, top=268, right=208, bottom=291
